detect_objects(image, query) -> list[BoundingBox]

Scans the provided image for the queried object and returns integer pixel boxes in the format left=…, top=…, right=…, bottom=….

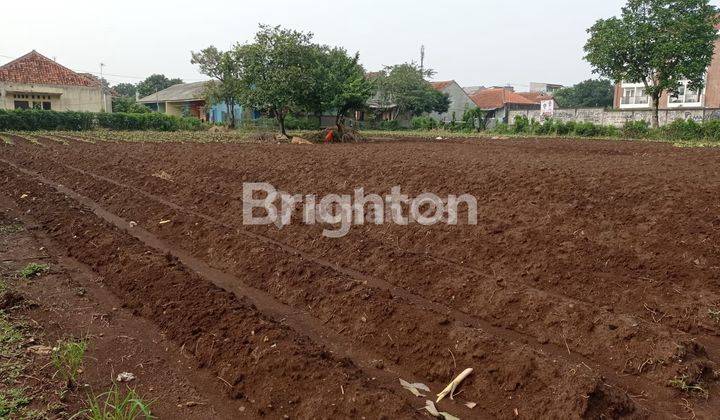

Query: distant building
left=0, top=50, right=111, bottom=112
left=613, top=22, right=720, bottom=111
left=429, top=80, right=477, bottom=122
left=529, top=82, right=564, bottom=94
left=516, top=91, right=558, bottom=108
left=470, top=88, right=539, bottom=123
left=463, top=86, right=486, bottom=96
left=137, top=81, right=245, bottom=124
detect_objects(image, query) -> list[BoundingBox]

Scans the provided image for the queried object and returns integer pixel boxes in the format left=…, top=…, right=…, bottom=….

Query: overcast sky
left=2, top=0, right=716, bottom=90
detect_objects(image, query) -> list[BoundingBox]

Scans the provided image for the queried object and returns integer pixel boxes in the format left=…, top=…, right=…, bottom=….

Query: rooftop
left=470, top=88, right=535, bottom=110
left=0, top=50, right=100, bottom=87
left=137, top=81, right=209, bottom=103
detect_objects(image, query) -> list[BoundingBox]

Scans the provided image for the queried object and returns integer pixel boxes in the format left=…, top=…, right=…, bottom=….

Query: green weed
left=0, top=223, right=23, bottom=235
left=709, top=308, right=720, bottom=324
left=52, top=339, right=87, bottom=386
left=0, top=387, right=31, bottom=417
left=669, top=375, right=709, bottom=398
left=18, top=263, right=49, bottom=279
left=72, top=385, right=155, bottom=420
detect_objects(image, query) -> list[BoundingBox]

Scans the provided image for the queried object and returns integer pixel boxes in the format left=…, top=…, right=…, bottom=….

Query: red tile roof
left=0, top=50, right=100, bottom=87
left=470, top=88, right=535, bottom=109
left=430, top=80, right=454, bottom=91
left=516, top=92, right=555, bottom=104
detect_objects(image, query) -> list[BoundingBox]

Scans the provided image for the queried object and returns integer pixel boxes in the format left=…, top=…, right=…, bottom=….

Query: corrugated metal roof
left=137, top=81, right=210, bottom=103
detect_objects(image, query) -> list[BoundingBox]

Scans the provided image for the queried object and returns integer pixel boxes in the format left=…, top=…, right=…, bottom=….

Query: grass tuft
left=669, top=375, right=709, bottom=398
left=71, top=385, right=155, bottom=420
left=0, top=387, right=31, bottom=417
left=18, top=263, right=49, bottom=279
left=52, top=339, right=87, bottom=386
left=0, top=223, right=23, bottom=235
left=708, top=308, right=720, bottom=324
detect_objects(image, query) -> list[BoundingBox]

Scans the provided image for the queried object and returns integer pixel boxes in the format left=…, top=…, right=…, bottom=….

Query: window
left=13, top=101, right=29, bottom=109
left=620, top=86, right=650, bottom=106
left=669, top=81, right=702, bottom=105
left=42, top=102, right=51, bottom=110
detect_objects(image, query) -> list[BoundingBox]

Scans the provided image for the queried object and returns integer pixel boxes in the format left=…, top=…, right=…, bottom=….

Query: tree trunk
left=277, top=111, right=287, bottom=137
left=335, top=112, right=345, bottom=138
left=651, top=94, right=660, bottom=129
left=227, top=101, right=236, bottom=129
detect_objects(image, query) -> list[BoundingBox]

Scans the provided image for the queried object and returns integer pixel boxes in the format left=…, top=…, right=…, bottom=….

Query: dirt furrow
left=0, top=139, right=654, bottom=417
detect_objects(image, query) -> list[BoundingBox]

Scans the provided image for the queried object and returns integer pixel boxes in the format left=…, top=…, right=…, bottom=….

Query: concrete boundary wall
left=508, top=107, right=720, bottom=127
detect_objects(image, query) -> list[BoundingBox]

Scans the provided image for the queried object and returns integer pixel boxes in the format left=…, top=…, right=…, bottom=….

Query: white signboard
left=541, top=100, right=555, bottom=116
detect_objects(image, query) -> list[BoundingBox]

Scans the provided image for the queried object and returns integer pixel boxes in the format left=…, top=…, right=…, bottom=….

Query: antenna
left=420, top=45, right=426, bottom=74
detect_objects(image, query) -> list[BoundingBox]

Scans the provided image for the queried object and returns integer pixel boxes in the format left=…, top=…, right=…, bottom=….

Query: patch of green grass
left=0, top=136, right=13, bottom=146
left=669, top=375, right=709, bottom=398
left=0, top=223, right=23, bottom=235
left=0, top=311, right=23, bottom=347
left=72, top=385, right=155, bottom=420
left=0, top=386, right=31, bottom=417
left=52, top=339, right=87, bottom=386
left=18, top=263, right=49, bottom=279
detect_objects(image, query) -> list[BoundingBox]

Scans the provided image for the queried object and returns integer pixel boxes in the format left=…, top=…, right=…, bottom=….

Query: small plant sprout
left=71, top=385, right=155, bottom=420
left=18, top=263, right=49, bottom=279
left=708, top=308, right=720, bottom=324
left=52, top=339, right=87, bottom=387
left=669, top=375, right=709, bottom=399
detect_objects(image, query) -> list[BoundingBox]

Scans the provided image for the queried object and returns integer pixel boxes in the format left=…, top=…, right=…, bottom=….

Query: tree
left=136, top=74, right=183, bottom=98
left=554, top=79, right=614, bottom=108
left=584, top=0, right=719, bottom=127
left=316, top=47, right=373, bottom=132
left=113, top=83, right=137, bottom=99
left=234, top=25, right=318, bottom=136
left=112, top=96, right=150, bottom=113
left=374, top=63, right=450, bottom=117
left=192, top=47, right=243, bottom=128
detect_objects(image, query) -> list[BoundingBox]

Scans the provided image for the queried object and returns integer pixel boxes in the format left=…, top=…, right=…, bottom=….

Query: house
left=529, top=82, right=564, bottom=94
left=0, top=50, right=111, bottom=112
left=614, top=22, right=720, bottom=111
left=516, top=91, right=559, bottom=108
left=429, top=80, right=477, bottom=123
left=137, top=81, right=244, bottom=124
left=470, top=88, right=540, bottom=124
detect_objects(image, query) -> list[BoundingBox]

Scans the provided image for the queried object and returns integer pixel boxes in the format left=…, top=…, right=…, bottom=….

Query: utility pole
left=99, top=62, right=106, bottom=112
left=420, top=45, right=426, bottom=75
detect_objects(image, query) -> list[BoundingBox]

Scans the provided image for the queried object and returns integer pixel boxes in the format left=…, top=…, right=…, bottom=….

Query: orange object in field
left=324, top=130, right=334, bottom=143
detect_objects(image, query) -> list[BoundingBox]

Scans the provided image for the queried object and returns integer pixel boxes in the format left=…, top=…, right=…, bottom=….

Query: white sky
left=2, top=0, right=717, bottom=90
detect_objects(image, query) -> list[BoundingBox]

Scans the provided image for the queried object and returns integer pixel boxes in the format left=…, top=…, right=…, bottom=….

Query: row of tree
left=191, top=25, right=449, bottom=135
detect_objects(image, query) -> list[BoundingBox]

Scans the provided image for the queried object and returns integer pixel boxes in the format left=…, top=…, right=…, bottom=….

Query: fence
left=508, top=107, right=720, bottom=127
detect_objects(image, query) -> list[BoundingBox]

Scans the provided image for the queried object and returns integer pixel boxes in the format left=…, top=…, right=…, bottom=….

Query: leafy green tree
left=112, top=83, right=137, bottom=99
left=374, top=63, right=450, bottom=117
left=111, top=96, right=150, bottom=113
left=315, top=47, right=373, bottom=131
left=191, top=46, right=243, bottom=128
left=136, top=74, right=184, bottom=98
left=584, top=0, right=719, bottom=127
left=554, top=79, right=614, bottom=108
left=233, top=25, right=320, bottom=136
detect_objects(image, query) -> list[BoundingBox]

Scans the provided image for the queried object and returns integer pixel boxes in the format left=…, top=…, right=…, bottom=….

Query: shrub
left=662, top=119, right=704, bottom=141
left=513, top=115, right=531, bottom=134
left=622, top=120, right=650, bottom=139
left=379, top=120, right=401, bottom=131
left=412, top=116, right=438, bottom=130
left=703, top=120, right=720, bottom=141
left=284, top=115, right=320, bottom=130
left=0, top=109, right=202, bottom=131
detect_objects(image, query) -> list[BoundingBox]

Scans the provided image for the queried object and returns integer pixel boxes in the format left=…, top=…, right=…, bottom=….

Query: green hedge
left=507, top=115, right=720, bottom=142
left=0, top=109, right=202, bottom=131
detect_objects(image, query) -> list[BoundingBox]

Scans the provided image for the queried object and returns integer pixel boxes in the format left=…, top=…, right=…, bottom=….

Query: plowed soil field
left=2, top=133, right=720, bottom=419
